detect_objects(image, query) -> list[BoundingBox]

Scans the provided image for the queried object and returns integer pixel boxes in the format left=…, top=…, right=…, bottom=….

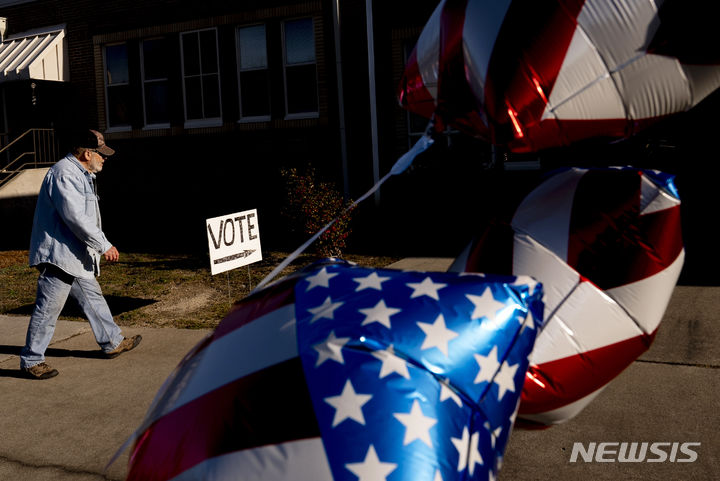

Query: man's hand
left=103, top=246, right=119, bottom=262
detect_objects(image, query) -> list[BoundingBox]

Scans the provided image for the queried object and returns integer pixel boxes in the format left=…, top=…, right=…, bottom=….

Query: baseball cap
left=75, top=129, right=115, bottom=156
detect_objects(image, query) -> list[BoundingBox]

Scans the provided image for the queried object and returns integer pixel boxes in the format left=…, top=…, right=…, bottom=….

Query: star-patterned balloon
left=126, top=259, right=543, bottom=480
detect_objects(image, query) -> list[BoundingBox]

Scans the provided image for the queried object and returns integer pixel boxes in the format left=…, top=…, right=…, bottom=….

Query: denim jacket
left=29, top=154, right=113, bottom=278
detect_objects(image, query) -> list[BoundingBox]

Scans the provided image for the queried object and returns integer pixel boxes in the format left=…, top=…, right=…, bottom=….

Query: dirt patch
left=2, top=251, right=402, bottom=329
left=140, top=284, right=217, bottom=327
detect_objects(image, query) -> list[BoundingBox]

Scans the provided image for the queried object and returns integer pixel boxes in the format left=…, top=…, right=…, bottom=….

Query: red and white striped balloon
left=450, top=167, right=684, bottom=426
left=399, top=0, right=720, bottom=152
left=125, top=261, right=542, bottom=479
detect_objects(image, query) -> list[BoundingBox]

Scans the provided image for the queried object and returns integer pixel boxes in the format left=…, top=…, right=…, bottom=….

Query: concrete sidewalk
left=502, top=285, right=720, bottom=481
left=393, top=259, right=720, bottom=480
left=0, top=258, right=717, bottom=480
left=0, top=315, right=211, bottom=480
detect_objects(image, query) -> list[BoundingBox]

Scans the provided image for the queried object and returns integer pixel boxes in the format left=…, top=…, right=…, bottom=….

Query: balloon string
left=108, top=123, right=436, bottom=470
left=110, top=124, right=437, bottom=470
left=252, top=132, right=435, bottom=293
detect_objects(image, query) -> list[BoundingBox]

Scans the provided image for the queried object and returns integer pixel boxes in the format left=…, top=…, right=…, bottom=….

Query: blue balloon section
left=296, top=260, right=542, bottom=481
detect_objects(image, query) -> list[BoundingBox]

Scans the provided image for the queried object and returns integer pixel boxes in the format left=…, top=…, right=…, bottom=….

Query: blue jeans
left=20, top=264, right=124, bottom=369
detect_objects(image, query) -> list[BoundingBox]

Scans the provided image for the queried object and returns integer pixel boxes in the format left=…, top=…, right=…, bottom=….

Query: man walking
left=20, top=129, right=141, bottom=380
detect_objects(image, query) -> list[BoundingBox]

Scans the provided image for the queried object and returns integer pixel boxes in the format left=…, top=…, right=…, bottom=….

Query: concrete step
left=0, top=167, right=48, bottom=199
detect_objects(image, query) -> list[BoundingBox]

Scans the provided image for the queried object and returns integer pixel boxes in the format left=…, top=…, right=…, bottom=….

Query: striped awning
left=0, top=24, right=68, bottom=82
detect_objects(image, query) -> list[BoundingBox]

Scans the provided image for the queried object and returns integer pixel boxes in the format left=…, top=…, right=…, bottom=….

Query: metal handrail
left=0, top=128, right=58, bottom=189
left=1, top=129, right=38, bottom=154
left=0, top=160, right=55, bottom=187
left=0, top=152, right=35, bottom=171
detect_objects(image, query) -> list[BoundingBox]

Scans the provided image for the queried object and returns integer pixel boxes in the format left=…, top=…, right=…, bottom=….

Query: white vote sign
left=206, top=209, right=262, bottom=275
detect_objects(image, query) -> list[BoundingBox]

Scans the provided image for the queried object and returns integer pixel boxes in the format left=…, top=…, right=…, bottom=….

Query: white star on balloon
left=433, top=470, right=444, bottom=481
left=451, top=427, right=484, bottom=474
left=451, top=427, right=470, bottom=471
left=307, top=296, right=344, bottom=322
left=490, top=425, right=502, bottom=449
left=393, top=399, right=438, bottom=448
left=345, top=445, right=397, bottom=481
left=324, top=380, right=373, bottom=427
left=359, top=299, right=401, bottom=328
left=474, top=346, right=501, bottom=385
left=440, top=382, right=462, bottom=407
left=371, top=345, right=410, bottom=379
left=417, top=314, right=459, bottom=356
left=304, top=267, right=338, bottom=291
left=468, top=431, right=484, bottom=474
left=353, top=272, right=390, bottom=291
left=494, top=360, right=519, bottom=401
left=313, top=331, right=351, bottom=367
left=407, top=276, right=447, bottom=300
left=466, top=288, right=507, bottom=321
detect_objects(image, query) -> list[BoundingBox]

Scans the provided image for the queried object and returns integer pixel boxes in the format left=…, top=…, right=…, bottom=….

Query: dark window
left=283, top=18, right=318, bottom=117
left=104, top=43, right=131, bottom=129
left=180, top=29, right=222, bottom=125
left=141, top=38, right=170, bottom=126
left=237, top=24, right=270, bottom=120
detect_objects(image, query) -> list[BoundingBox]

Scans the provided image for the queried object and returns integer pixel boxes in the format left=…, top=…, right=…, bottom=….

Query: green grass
left=0, top=250, right=400, bottom=329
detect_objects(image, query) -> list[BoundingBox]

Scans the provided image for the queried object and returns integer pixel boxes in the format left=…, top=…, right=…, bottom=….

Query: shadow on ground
left=0, top=344, right=106, bottom=360
left=0, top=345, right=109, bottom=378
left=6, top=295, right=157, bottom=317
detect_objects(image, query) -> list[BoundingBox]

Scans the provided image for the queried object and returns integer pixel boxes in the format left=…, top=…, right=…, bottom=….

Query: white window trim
left=284, top=111, right=319, bottom=120
left=179, top=28, right=223, bottom=128
left=236, top=24, right=271, bottom=122
left=105, top=126, right=132, bottom=134
left=103, top=42, right=132, bottom=130
left=141, top=124, right=171, bottom=132
left=184, top=118, right=223, bottom=129
left=281, top=17, right=319, bottom=120
left=142, top=123, right=172, bottom=130
left=238, top=115, right=272, bottom=124
left=140, top=38, right=171, bottom=129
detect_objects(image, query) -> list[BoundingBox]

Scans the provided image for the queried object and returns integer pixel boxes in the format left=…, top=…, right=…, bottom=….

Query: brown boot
left=22, top=362, right=59, bottom=380
left=105, top=335, right=142, bottom=359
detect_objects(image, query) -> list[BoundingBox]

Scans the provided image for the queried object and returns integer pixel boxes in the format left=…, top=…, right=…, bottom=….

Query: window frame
left=236, top=23, right=271, bottom=123
left=102, top=42, right=132, bottom=133
left=281, top=17, right=319, bottom=120
left=179, top=28, right=223, bottom=129
left=140, top=37, right=172, bottom=130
